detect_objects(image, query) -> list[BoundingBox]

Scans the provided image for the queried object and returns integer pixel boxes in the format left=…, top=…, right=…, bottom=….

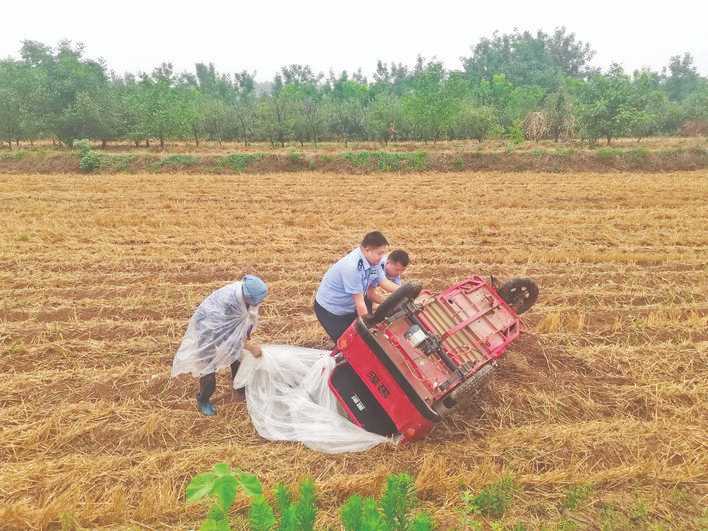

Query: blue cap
left=242, top=275, right=268, bottom=305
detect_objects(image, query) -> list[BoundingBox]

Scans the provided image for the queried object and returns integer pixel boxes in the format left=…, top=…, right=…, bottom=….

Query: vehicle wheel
left=370, top=282, right=423, bottom=324
left=498, top=277, right=539, bottom=314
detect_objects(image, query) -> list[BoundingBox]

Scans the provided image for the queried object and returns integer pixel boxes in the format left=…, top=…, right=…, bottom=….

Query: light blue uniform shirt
left=316, top=247, right=386, bottom=315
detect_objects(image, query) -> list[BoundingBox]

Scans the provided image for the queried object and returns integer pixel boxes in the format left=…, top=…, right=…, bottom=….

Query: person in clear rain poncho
left=171, top=275, right=268, bottom=416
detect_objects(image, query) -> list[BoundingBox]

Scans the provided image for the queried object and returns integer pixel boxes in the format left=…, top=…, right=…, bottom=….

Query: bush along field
left=1, top=140, right=706, bottom=174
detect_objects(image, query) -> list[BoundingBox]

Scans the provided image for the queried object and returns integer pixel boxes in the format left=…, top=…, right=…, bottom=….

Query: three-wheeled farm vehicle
left=328, top=276, right=539, bottom=441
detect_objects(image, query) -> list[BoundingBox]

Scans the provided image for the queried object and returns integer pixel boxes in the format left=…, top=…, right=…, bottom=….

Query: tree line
left=0, top=28, right=706, bottom=149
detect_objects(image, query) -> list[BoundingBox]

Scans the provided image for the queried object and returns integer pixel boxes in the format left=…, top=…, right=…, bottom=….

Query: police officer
left=314, top=231, right=400, bottom=342
left=381, top=249, right=410, bottom=286
left=366, top=249, right=410, bottom=311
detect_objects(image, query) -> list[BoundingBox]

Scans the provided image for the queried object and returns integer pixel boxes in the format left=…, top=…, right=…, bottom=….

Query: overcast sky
left=2, top=0, right=706, bottom=80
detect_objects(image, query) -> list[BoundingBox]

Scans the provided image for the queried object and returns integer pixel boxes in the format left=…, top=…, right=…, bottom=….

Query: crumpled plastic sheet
left=234, top=344, right=397, bottom=454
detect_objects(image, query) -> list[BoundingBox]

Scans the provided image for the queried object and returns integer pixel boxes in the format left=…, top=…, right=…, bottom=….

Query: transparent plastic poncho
left=171, top=281, right=258, bottom=378
left=234, top=345, right=395, bottom=453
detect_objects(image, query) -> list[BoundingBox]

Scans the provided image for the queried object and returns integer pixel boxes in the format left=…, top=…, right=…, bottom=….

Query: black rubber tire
left=371, top=282, right=423, bottom=324
left=498, top=277, right=539, bottom=314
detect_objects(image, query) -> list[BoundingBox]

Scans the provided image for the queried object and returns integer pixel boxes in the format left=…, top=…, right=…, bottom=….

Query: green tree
left=141, top=63, right=188, bottom=149
left=462, top=27, right=594, bottom=89
left=0, top=61, right=24, bottom=147
left=576, top=65, right=635, bottom=144
left=20, top=40, right=108, bottom=145
left=179, top=85, right=206, bottom=147
left=664, top=53, right=702, bottom=101
left=366, top=92, right=404, bottom=144
left=201, top=97, right=235, bottom=146
left=258, top=75, right=295, bottom=147
left=233, top=71, right=258, bottom=146
left=288, top=87, right=324, bottom=146
left=450, top=103, right=498, bottom=142
left=1, top=36, right=705, bottom=148
left=117, top=76, right=151, bottom=146
left=325, top=72, right=369, bottom=145
left=625, top=70, right=671, bottom=141
left=0, top=59, right=50, bottom=146
left=401, top=59, right=465, bottom=142
left=57, top=87, right=125, bottom=146
left=680, top=84, right=708, bottom=122
left=473, top=73, right=544, bottom=132
left=0, top=86, right=23, bottom=148
left=372, top=61, right=411, bottom=97
left=544, top=87, right=575, bottom=142
left=279, top=65, right=326, bottom=146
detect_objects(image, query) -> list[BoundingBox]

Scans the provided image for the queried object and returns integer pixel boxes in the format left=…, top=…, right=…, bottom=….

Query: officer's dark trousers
left=314, top=300, right=357, bottom=342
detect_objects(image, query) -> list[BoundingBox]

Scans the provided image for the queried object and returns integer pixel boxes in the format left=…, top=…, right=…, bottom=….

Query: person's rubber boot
left=196, top=396, right=217, bottom=416
left=231, top=388, right=246, bottom=402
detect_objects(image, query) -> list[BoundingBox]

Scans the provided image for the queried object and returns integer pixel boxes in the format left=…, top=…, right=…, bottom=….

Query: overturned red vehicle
left=328, top=276, right=539, bottom=441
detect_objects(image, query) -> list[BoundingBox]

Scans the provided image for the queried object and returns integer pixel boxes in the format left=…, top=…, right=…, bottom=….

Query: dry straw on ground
left=0, top=171, right=706, bottom=529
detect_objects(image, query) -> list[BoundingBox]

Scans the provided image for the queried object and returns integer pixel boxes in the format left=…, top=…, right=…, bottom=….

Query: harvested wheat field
left=1, top=171, right=707, bottom=530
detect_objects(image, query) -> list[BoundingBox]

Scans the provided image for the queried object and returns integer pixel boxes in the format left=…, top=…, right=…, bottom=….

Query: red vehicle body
left=328, top=275, right=538, bottom=441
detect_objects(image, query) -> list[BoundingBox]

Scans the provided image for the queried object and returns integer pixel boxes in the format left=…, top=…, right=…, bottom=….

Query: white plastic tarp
left=234, top=344, right=396, bottom=454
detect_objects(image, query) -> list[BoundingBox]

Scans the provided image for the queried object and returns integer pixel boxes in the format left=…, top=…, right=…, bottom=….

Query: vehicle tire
left=498, top=277, right=539, bottom=314
left=370, top=282, right=423, bottom=324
